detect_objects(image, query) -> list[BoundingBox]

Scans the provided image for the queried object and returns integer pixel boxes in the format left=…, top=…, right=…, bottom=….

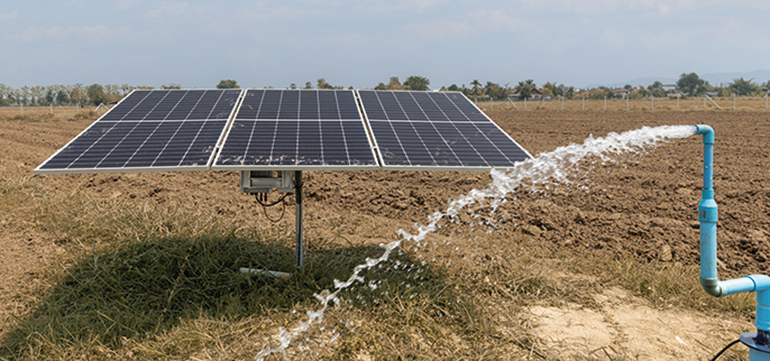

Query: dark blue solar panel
left=214, top=89, right=378, bottom=170
left=359, top=90, right=530, bottom=170
left=35, top=89, right=239, bottom=174
left=236, top=89, right=361, bottom=120
left=215, top=120, right=378, bottom=168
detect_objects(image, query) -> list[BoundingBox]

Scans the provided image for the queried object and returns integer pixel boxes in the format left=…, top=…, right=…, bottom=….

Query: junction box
left=239, top=170, right=294, bottom=194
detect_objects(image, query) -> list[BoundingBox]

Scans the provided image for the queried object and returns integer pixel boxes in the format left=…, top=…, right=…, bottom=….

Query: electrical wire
left=709, top=339, right=741, bottom=361
left=255, top=192, right=290, bottom=223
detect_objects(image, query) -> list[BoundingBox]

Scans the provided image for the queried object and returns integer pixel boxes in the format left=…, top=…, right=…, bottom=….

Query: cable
left=709, top=339, right=741, bottom=361
left=254, top=192, right=290, bottom=223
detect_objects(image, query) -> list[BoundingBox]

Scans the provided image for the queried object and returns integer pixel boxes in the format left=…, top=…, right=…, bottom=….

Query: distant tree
left=70, top=84, right=88, bottom=105
left=676, top=73, right=705, bottom=96
left=728, top=77, right=759, bottom=96
left=161, top=83, right=182, bottom=89
left=483, top=81, right=508, bottom=100
left=290, top=83, right=297, bottom=89
left=317, top=78, right=334, bottom=89
left=650, top=81, right=663, bottom=89
left=216, top=79, right=239, bottom=89
left=304, top=81, right=312, bottom=89
left=0, top=84, right=9, bottom=106
left=374, top=82, right=387, bottom=90
left=19, top=86, right=31, bottom=106
left=403, top=75, right=430, bottom=91
left=542, top=81, right=561, bottom=98
left=87, top=83, right=113, bottom=105
left=447, top=84, right=459, bottom=91
left=563, top=86, right=575, bottom=99
left=470, top=79, right=482, bottom=100
left=514, top=80, right=534, bottom=100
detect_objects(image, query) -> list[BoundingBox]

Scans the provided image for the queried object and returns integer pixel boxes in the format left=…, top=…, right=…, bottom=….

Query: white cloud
left=145, top=2, right=188, bottom=19
left=6, top=25, right=130, bottom=42
left=0, top=11, right=18, bottom=21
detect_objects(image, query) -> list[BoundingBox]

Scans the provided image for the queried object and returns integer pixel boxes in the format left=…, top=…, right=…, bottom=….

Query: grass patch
left=0, top=169, right=755, bottom=359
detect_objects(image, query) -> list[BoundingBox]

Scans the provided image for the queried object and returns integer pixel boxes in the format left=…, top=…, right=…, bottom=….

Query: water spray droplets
left=254, top=125, right=697, bottom=360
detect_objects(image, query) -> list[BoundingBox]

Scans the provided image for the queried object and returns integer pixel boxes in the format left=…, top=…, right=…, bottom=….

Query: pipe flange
left=741, top=332, right=770, bottom=354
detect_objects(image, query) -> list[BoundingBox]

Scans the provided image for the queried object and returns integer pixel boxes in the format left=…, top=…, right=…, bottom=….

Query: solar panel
left=34, top=89, right=241, bottom=174
left=358, top=90, right=531, bottom=171
left=213, top=89, right=379, bottom=170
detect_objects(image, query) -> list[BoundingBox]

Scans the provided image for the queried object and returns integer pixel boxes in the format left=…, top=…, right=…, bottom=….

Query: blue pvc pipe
left=694, top=124, right=770, bottom=335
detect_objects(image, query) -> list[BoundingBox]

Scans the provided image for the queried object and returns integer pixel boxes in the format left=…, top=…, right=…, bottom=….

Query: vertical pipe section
left=295, top=170, right=304, bottom=270
left=696, top=124, right=719, bottom=296
left=695, top=124, right=770, bottom=335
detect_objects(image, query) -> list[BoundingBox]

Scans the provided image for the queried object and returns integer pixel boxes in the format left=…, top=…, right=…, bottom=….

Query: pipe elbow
left=700, top=277, right=722, bottom=297
left=694, top=124, right=714, bottom=144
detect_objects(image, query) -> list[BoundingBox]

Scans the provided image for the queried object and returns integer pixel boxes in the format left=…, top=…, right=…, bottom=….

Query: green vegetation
left=216, top=79, right=240, bottom=89
left=1, top=72, right=765, bottom=110
left=0, top=164, right=755, bottom=359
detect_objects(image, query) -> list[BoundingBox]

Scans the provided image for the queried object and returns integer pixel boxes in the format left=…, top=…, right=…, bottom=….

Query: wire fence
left=476, top=94, right=770, bottom=112
left=0, top=104, right=109, bottom=120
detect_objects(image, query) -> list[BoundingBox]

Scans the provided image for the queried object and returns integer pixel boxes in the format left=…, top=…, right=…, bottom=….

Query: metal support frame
left=295, top=171, right=303, bottom=270
left=239, top=170, right=304, bottom=270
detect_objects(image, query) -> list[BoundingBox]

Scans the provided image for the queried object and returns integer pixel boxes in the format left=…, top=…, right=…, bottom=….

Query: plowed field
left=1, top=109, right=768, bottom=359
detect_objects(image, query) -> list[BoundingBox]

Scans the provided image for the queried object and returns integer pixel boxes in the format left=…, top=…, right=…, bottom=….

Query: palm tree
left=470, top=79, right=481, bottom=101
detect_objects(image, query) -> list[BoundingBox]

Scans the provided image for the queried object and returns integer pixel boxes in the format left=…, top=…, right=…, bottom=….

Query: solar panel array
left=35, top=89, right=240, bottom=174
left=212, top=89, right=379, bottom=170
left=358, top=90, right=530, bottom=171
left=35, top=89, right=531, bottom=175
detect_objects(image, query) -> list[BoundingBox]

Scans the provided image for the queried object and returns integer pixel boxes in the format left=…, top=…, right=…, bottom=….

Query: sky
left=1, top=0, right=768, bottom=90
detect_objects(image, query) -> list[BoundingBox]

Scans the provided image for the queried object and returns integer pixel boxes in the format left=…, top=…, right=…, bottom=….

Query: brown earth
left=1, top=109, right=769, bottom=358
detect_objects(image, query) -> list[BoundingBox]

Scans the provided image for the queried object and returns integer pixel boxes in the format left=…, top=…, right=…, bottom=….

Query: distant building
left=662, top=84, right=677, bottom=91
left=705, top=91, right=719, bottom=97
left=511, top=87, right=544, bottom=99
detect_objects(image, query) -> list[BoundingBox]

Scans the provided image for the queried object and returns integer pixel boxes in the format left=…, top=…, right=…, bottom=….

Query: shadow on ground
left=0, top=233, right=427, bottom=358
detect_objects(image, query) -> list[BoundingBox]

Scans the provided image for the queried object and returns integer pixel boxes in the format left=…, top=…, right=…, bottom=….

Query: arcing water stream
left=255, top=125, right=698, bottom=360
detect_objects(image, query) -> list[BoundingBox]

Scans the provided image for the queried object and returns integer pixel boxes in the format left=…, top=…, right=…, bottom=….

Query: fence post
left=582, top=96, right=585, bottom=110
left=604, top=96, right=607, bottom=111
left=561, top=97, right=564, bottom=110
left=626, top=96, right=629, bottom=111
left=733, top=94, right=736, bottom=110
left=677, top=95, right=680, bottom=110
left=524, top=98, right=527, bottom=110
left=50, top=104, right=53, bottom=115
left=542, top=97, right=545, bottom=109
left=766, top=94, right=768, bottom=110
left=76, top=103, right=79, bottom=115
left=20, top=104, right=23, bottom=117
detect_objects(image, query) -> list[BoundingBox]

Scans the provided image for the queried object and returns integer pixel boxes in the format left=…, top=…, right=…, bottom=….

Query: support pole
left=295, top=170, right=304, bottom=270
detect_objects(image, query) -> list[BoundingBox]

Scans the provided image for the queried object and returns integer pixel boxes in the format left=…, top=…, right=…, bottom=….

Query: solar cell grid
left=358, top=90, right=531, bottom=171
left=213, top=89, right=379, bottom=170
left=34, top=89, right=240, bottom=174
left=235, top=89, right=361, bottom=121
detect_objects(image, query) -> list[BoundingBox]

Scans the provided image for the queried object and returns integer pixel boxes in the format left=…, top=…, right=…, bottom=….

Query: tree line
left=3, top=73, right=768, bottom=107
